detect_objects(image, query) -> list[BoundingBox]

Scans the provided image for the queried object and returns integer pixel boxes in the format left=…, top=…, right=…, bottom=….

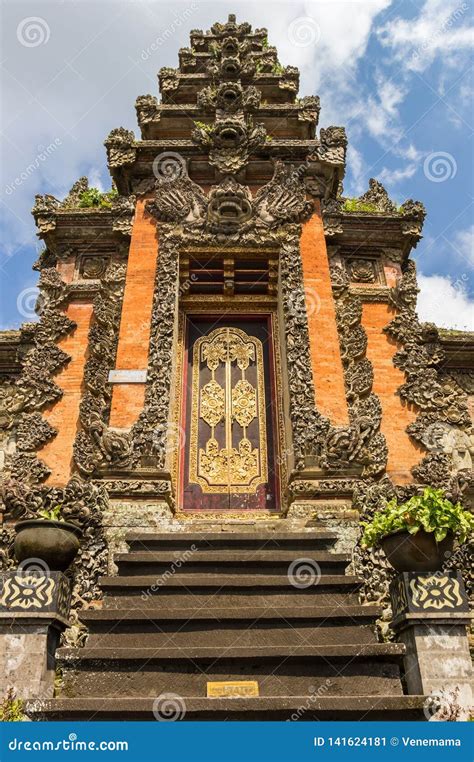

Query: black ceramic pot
left=380, top=529, right=454, bottom=572
left=14, top=519, right=82, bottom=572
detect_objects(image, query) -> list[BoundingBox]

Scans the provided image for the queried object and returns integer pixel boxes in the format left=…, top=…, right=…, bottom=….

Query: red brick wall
left=362, top=302, right=423, bottom=483
left=300, top=208, right=349, bottom=425
left=109, top=199, right=158, bottom=428
left=41, top=302, right=93, bottom=485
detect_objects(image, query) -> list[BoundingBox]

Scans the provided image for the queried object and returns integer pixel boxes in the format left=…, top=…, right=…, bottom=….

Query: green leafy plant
left=343, top=198, right=379, bottom=214
left=209, top=41, right=220, bottom=58
left=78, top=187, right=118, bottom=209
left=272, top=62, right=285, bottom=75
left=37, top=504, right=65, bottom=522
left=193, top=120, right=214, bottom=135
left=0, top=688, right=26, bottom=721
left=361, top=487, right=474, bottom=548
left=261, top=36, right=269, bottom=49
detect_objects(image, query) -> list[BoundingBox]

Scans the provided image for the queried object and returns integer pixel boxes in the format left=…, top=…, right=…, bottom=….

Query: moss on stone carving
left=343, top=198, right=381, bottom=214
left=78, top=187, right=118, bottom=209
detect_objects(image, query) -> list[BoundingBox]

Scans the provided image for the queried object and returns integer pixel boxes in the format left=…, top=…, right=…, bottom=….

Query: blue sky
left=1, top=0, right=473, bottom=330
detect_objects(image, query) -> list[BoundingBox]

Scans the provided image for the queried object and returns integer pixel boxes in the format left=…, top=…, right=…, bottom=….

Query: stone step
left=125, top=531, right=338, bottom=551
left=103, top=591, right=362, bottom=609
left=59, top=667, right=403, bottom=701
left=101, top=573, right=361, bottom=590
left=81, top=604, right=380, bottom=622
left=56, top=643, right=406, bottom=699
left=100, top=573, right=362, bottom=608
left=30, top=696, right=427, bottom=721
left=80, top=606, right=381, bottom=648
left=115, top=550, right=351, bottom=576
left=57, top=643, right=404, bottom=662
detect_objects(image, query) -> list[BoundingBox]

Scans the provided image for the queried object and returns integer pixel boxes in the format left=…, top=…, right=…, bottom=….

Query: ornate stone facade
left=0, top=14, right=472, bottom=610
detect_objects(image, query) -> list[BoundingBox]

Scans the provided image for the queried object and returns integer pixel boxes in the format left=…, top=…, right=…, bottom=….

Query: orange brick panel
left=41, top=302, right=93, bottom=485
left=362, top=303, right=423, bottom=483
left=109, top=199, right=158, bottom=428
left=300, top=209, right=349, bottom=425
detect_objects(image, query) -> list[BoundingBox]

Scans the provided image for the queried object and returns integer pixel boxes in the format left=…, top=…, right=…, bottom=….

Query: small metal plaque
left=108, top=369, right=147, bottom=384
left=206, top=681, right=259, bottom=698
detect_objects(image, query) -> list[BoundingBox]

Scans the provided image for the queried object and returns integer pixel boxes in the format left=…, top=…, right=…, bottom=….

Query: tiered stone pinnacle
left=105, top=13, right=346, bottom=196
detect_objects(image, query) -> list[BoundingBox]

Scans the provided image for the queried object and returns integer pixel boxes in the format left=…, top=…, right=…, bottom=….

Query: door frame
left=173, top=310, right=286, bottom=515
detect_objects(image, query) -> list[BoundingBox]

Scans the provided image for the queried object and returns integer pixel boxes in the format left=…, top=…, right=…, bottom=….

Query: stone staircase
left=33, top=529, right=426, bottom=720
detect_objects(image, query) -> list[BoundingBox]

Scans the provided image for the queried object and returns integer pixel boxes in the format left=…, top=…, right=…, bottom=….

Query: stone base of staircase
left=27, top=528, right=425, bottom=721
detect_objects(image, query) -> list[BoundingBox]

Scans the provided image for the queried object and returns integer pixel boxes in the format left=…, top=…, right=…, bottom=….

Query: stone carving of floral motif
left=135, top=94, right=160, bottom=125
left=324, top=266, right=387, bottom=477
left=191, top=115, right=266, bottom=174
left=131, top=235, right=179, bottom=469
left=147, top=160, right=314, bottom=236
left=15, top=413, right=57, bottom=452
left=279, top=235, right=329, bottom=468
left=104, top=127, right=136, bottom=169
left=73, top=264, right=130, bottom=476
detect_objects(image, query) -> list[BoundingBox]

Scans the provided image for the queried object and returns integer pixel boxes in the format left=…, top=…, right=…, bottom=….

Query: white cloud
left=417, top=272, right=474, bottom=330
left=447, top=225, right=474, bottom=268
left=378, top=0, right=474, bottom=73
left=345, top=144, right=365, bottom=195
left=378, top=163, right=417, bottom=184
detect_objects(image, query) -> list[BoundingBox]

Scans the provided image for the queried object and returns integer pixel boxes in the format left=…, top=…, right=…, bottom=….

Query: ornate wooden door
left=180, top=318, right=279, bottom=511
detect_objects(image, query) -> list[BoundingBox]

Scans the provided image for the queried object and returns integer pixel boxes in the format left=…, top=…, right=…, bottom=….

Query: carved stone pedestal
left=390, top=571, right=473, bottom=717
left=0, top=571, right=71, bottom=700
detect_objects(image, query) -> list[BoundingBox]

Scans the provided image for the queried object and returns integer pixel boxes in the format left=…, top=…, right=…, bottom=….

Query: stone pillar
left=0, top=570, right=71, bottom=700
left=390, top=571, right=473, bottom=717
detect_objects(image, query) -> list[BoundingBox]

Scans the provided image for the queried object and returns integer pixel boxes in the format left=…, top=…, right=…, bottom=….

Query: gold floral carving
left=232, top=379, right=257, bottom=428
left=190, top=326, right=267, bottom=494
left=200, top=380, right=225, bottom=427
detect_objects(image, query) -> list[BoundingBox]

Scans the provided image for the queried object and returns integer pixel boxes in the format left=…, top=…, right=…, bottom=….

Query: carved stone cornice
left=32, top=177, right=135, bottom=244
left=104, top=127, right=136, bottom=169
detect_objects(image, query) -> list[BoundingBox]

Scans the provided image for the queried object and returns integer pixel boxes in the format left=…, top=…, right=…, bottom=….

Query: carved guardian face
left=207, top=180, right=253, bottom=233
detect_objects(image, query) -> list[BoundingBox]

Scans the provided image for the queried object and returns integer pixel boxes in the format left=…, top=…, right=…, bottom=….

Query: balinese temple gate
left=0, top=14, right=472, bottom=720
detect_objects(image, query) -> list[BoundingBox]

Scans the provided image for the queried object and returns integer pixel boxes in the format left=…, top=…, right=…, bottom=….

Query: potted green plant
left=14, top=505, right=82, bottom=572
left=360, top=488, right=474, bottom=572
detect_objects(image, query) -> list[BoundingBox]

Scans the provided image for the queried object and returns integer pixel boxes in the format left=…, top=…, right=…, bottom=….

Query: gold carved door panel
left=182, top=321, right=278, bottom=511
